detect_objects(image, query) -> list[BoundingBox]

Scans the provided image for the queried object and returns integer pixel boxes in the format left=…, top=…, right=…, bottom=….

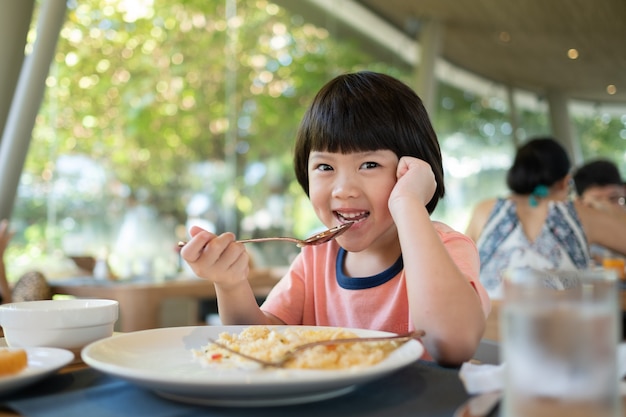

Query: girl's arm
left=215, top=280, right=283, bottom=325
left=389, top=157, right=487, bottom=366
left=180, top=226, right=279, bottom=325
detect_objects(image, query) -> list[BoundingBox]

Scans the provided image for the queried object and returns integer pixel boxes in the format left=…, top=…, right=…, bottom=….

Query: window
left=7, top=0, right=626, bottom=282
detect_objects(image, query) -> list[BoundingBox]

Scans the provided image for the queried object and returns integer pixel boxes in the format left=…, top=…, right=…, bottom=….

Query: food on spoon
left=193, top=326, right=403, bottom=370
left=0, top=348, right=27, bottom=376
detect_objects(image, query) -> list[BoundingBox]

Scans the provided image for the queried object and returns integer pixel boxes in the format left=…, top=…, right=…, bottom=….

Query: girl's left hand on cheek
left=390, top=156, right=436, bottom=206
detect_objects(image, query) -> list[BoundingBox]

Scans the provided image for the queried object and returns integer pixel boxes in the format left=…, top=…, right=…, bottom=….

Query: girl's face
left=307, top=150, right=399, bottom=252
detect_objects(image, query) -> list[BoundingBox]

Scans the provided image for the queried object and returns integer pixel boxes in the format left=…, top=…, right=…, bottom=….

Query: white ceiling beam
left=300, top=0, right=419, bottom=65
left=283, top=0, right=626, bottom=115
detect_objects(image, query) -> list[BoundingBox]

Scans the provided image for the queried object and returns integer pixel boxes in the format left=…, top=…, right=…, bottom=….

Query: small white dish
left=0, top=299, right=118, bottom=352
left=0, top=347, right=74, bottom=396
left=82, top=325, right=424, bottom=407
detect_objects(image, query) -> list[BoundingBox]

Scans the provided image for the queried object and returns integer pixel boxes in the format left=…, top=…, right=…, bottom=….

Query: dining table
left=48, top=268, right=285, bottom=333
left=2, top=335, right=626, bottom=417
left=3, top=274, right=623, bottom=416
left=0, top=355, right=487, bottom=417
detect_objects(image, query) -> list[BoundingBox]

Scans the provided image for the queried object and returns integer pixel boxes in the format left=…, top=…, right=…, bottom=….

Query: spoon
left=207, top=330, right=425, bottom=368
left=178, top=222, right=354, bottom=248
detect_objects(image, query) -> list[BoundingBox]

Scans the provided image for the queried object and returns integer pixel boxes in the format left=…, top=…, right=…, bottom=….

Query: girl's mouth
left=335, top=211, right=369, bottom=224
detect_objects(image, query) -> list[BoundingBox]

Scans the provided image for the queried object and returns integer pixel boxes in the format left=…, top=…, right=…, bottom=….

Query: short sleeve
left=434, top=222, right=491, bottom=317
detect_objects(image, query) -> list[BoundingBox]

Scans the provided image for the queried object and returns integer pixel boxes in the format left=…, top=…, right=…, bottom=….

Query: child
left=181, top=71, right=490, bottom=366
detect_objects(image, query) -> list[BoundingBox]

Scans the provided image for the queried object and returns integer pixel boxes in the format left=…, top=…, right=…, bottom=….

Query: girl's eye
left=315, top=163, right=333, bottom=171
left=361, top=161, right=379, bottom=169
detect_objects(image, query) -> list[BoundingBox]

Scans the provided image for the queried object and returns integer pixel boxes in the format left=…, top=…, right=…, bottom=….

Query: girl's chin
left=336, top=237, right=371, bottom=253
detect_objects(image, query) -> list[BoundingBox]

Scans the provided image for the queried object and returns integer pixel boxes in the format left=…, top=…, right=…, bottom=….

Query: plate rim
left=0, top=346, right=74, bottom=395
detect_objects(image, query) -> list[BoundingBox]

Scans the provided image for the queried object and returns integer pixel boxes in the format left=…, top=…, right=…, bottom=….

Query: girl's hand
left=179, top=225, right=250, bottom=288
left=388, top=156, right=437, bottom=209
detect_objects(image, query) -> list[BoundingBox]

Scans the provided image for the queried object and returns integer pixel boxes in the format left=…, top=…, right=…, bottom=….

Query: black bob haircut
left=573, top=159, right=623, bottom=196
left=293, top=71, right=444, bottom=214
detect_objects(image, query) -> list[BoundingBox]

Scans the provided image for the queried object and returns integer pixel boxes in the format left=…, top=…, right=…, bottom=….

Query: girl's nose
left=331, top=175, right=361, bottom=199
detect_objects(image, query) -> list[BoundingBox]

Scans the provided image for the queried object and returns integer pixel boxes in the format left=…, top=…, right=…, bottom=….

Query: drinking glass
left=500, top=267, right=621, bottom=417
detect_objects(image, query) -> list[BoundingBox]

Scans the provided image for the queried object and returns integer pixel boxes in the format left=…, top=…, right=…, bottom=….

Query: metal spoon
left=207, top=330, right=424, bottom=368
left=178, top=222, right=354, bottom=248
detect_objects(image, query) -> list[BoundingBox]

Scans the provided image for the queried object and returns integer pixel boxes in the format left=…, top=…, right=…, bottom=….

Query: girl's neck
left=342, top=239, right=402, bottom=278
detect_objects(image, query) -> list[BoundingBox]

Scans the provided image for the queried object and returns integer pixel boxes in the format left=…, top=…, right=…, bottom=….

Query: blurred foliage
left=19, top=0, right=389, bottom=254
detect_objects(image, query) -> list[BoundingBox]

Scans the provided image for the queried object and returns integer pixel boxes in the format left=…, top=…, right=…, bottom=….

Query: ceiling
left=276, top=0, right=626, bottom=105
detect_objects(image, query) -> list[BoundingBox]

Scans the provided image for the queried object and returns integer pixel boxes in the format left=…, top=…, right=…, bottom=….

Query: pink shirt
left=261, top=221, right=490, bottom=336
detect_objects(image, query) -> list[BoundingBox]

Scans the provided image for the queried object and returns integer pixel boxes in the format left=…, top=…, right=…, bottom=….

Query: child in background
left=181, top=71, right=490, bottom=366
left=573, top=159, right=626, bottom=274
left=573, top=159, right=626, bottom=212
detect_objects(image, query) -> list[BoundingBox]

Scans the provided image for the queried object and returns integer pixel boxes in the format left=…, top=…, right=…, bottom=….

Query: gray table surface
left=2, top=360, right=498, bottom=417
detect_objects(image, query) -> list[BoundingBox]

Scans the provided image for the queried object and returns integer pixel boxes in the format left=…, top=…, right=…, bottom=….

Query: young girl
left=181, top=71, right=490, bottom=366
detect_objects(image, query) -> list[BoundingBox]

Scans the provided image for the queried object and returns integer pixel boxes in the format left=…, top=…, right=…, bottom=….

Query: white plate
left=82, top=325, right=424, bottom=407
left=0, top=347, right=74, bottom=395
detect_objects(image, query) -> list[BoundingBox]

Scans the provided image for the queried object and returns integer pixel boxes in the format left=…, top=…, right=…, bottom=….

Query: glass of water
left=501, top=267, right=621, bottom=417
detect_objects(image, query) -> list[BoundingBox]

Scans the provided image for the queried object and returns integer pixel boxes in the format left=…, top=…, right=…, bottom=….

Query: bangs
left=305, top=114, right=396, bottom=155
left=302, top=78, right=403, bottom=155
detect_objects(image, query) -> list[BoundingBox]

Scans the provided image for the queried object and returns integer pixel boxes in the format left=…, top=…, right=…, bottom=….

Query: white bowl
left=0, top=299, right=118, bottom=351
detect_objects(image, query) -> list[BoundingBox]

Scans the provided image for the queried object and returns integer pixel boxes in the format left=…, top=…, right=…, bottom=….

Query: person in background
left=0, top=219, right=52, bottom=305
left=466, top=137, right=626, bottom=298
left=573, top=159, right=626, bottom=265
left=181, top=71, right=490, bottom=366
left=0, top=220, right=14, bottom=304
left=573, top=159, right=626, bottom=211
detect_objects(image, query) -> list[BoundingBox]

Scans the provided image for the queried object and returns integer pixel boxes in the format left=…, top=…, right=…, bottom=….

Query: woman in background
left=466, top=137, right=626, bottom=298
